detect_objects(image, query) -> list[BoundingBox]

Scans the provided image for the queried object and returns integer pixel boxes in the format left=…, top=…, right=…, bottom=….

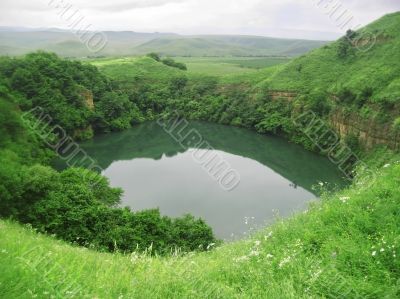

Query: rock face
left=72, top=88, right=95, bottom=140
left=329, top=109, right=400, bottom=150
left=81, top=89, right=94, bottom=110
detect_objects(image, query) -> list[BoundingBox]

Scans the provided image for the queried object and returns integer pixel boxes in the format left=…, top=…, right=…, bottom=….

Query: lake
left=55, top=121, right=346, bottom=240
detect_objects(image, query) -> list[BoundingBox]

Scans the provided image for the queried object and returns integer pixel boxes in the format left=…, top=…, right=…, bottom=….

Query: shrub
left=146, top=52, right=161, bottom=62
left=161, top=58, right=187, bottom=70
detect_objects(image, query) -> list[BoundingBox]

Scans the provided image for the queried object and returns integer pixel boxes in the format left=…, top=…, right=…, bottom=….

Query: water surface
left=56, top=121, right=346, bottom=239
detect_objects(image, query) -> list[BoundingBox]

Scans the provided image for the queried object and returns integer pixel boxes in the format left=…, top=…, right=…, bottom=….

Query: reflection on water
left=55, top=121, right=346, bottom=239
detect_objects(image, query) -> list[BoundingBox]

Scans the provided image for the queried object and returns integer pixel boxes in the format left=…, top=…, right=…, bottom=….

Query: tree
left=146, top=52, right=161, bottom=62
left=161, top=58, right=187, bottom=70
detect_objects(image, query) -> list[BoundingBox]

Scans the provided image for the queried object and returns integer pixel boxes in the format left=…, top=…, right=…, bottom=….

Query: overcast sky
left=0, top=0, right=399, bottom=40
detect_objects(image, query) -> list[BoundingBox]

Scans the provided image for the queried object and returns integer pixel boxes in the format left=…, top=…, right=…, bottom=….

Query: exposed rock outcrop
left=81, top=89, right=94, bottom=110
left=329, top=109, right=400, bottom=150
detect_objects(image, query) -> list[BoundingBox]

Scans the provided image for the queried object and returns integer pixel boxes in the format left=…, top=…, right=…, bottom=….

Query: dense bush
left=146, top=52, right=161, bottom=62
left=161, top=57, right=187, bottom=70
left=0, top=52, right=144, bottom=137
left=0, top=154, right=217, bottom=254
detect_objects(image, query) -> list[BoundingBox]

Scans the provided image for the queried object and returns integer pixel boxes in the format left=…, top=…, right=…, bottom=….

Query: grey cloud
left=87, top=0, right=185, bottom=12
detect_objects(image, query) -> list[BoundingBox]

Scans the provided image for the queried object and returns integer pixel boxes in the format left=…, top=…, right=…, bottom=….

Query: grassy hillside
left=1, top=154, right=399, bottom=298
left=172, top=57, right=291, bottom=76
left=90, top=56, right=290, bottom=78
left=90, top=56, right=185, bottom=83
left=264, top=12, right=400, bottom=103
left=0, top=29, right=326, bottom=58
left=133, top=35, right=326, bottom=57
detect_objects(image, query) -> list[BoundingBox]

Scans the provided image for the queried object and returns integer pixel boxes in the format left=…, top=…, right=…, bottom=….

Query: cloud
left=0, top=0, right=399, bottom=39
left=88, top=0, right=186, bottom=12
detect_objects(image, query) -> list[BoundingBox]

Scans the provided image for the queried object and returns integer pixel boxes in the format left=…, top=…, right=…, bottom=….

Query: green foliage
left=337, top=30, right=357, bottom=58
left=95, top=91, right=135, bottom=131
left=146, top=52, right=161, bottom=62
left=0, top=160, right=216, bottom=254
left=0, top=52, right=144, bottom=136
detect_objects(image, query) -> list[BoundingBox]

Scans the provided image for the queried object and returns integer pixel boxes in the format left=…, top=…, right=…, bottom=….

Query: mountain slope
left=264, top=12, right=400, bottom=102
left=257, top=12, right=400, bottom=150
left=0, top=28, right=326, bottom=57
left=133, top=35, right=327, bottom=57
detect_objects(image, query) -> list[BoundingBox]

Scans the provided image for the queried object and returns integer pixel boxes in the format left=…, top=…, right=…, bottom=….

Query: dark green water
left=55, top=121, right=346, bottom=239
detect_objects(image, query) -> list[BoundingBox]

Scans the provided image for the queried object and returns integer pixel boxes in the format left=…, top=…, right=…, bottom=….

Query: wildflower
left=266, top=254, right=274, bottom=259
left=279, top=256, right=292, bottom=268
left=206, top=243, right=216, bottom=250
left=234, top=256, right=249, bottom=262
left=383, top=164, right=390, bottom=168
left=318, top=182, right=324, bottom=186
left=380, top=248, right=385, bottom=252
left=339, top=196, right=350, bottom=203
left=254, top=240, right=261, bottom=246
left=264, top=231, right=273, bottom=240
left=372, top=251, right=377, bottom=256
left=249, top=250, right=260, bottom=257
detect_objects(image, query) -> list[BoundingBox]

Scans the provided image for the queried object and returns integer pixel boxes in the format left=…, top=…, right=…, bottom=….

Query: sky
left=0, top=0, right=399, bottom=40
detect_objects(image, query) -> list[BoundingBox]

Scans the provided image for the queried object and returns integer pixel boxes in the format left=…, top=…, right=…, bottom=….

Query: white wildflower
left=279, top=256, right=292, bottom=268
left=264, top=231, right=273, bottom=240
left=254, top=240, right=261, bottom=247
left=339, top=196, right=350, bottom=203
left=372, top=251, right=377, bottom=256
left=234, top=256, right=249, bottom=262
left=206, top=243, right=216, bottom=250
left=249, top=250, right=260, bottom=257
left=380, top=248, right=385, bottom=252
left=383, top=164, right=390, bottom=168
left=318, top=182, right=324, bottom=186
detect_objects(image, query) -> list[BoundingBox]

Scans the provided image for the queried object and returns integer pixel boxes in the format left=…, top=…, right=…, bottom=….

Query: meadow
left=89, top=56, right=291, bottom=78
left=173, top=56, right=291, bottom=75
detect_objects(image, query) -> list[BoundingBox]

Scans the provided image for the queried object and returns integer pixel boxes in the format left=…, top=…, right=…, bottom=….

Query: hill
left=132, top=35, right=326, bottom=57
left=0, top=27, right=326, bottom=57
left=260, top=11, right=400, bottom=150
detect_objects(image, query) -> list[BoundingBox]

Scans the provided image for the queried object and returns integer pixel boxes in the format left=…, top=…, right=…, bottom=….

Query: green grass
left=263, top=12, right=400, bottom=102
left=1, top=157, right=400, bottom=298
left=90, top=56, right=185, bottom=83
left=172, top=57, right=291, bottom=76
left=89, top=56, right=291, bottom=83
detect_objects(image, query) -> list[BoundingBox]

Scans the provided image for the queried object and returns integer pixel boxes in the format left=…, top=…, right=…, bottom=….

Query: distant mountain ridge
left=0, top=27, right=327, bottom=57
